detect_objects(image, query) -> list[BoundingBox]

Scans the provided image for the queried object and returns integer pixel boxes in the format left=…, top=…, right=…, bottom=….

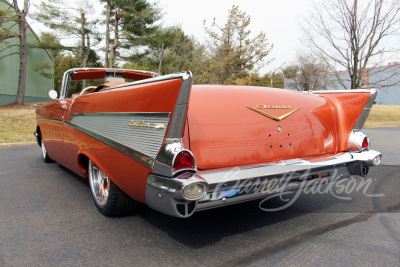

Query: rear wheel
left=88, top=159, right=137, bottom=216
left=41, top=141, right=54, bottom=163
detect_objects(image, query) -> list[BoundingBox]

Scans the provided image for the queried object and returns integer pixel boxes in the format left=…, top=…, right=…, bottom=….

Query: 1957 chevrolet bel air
left=35, top=68, right=382, bottom=218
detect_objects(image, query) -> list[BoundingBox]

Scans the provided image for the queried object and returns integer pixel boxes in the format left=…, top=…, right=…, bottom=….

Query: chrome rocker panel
left=145, top=149, right=382, bottom=218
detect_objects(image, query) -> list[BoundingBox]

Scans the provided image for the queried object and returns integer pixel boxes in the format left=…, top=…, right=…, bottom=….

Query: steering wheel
left=80, top=86, right=97, bottom=95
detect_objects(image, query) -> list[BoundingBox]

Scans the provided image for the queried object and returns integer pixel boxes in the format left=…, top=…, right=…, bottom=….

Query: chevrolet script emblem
left=245, top=105, right=301, bottom=121
left=128, top=120, right=166, bottom=129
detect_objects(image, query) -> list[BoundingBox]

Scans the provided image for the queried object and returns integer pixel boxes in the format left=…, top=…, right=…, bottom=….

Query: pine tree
left=203, top=5, right=273, bottom=85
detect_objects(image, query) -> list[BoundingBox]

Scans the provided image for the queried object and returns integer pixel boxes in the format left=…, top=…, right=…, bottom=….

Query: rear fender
left=311, top=89, right=377, bottom=151
left=61, top=72, right=193, bottom=203
left=152, top=72, right=194, bottom=177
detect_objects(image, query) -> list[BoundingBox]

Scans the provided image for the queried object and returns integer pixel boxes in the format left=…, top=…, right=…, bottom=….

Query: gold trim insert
left=128, top=120, right=166, bottom=129
left=245, top=105, right=301, bottom=121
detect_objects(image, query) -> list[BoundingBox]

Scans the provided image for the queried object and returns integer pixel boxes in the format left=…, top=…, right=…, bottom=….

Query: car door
left=40, top=98, right=73, bottom=164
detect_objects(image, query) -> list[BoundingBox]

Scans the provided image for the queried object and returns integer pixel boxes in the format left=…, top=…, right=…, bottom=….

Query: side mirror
left=49, top=90, right=58, bottom=100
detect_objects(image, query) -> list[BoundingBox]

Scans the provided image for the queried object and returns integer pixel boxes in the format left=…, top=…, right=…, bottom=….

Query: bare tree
left=1, top=0, right=30, bottom=104
left=303, top=0, right=400, bottom=89
left=283, top=53, right=331, bottom=91
left=14, top=0, right=30, bottom=104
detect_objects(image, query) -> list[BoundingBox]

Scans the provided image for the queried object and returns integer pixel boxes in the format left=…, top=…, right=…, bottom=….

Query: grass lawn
left=0, top=103, right=399, bottom=144
left=0, top=103, right=39, bottom=144
left=364, top=105, right=400, bottom=128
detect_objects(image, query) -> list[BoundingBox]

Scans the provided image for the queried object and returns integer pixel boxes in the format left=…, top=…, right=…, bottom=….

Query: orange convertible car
left=35, top=68, right=382, bottom=218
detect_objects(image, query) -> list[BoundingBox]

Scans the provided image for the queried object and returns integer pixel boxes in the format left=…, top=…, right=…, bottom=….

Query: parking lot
left=1, top=127, right=399, bottom=266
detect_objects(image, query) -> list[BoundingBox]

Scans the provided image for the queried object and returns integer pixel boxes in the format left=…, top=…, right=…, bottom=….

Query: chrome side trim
left=37, top=117, right=154, bottom=167
left=36, top=118, right=62, bottom=123
left=354, top=89, right=377, bottom=130
left=69, top=112, right=170, bottom=121
left=69, top=113, right=170, bottom=159
left=69, top=122, right=155, bottom=167
left=37, top=113, right=170, bottom=168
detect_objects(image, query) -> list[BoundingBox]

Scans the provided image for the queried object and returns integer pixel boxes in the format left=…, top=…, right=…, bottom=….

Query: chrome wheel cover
left=89, top=160, right=110, bottom=207
left=41, top=142, right=47, bottom=159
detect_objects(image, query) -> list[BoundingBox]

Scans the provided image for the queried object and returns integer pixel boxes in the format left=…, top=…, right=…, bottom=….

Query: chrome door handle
left=61, top=104, right=67, bottom=109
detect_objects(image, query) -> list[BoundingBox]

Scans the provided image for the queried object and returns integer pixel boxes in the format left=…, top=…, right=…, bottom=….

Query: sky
left=154, top=0, right=315, bottom=73
left=26, top=0, right=316, bottom=74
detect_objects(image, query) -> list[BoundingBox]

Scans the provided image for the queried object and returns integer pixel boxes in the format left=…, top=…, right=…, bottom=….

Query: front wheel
left=88, top=159, right=137, bottom=216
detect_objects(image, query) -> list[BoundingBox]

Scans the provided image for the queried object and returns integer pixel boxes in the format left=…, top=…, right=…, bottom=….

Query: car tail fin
left=312, top=89, right=377, bottom=130
left=311, top=89, right=377, bottom=151
left=353, top=89, right=377, bottom=130
left=152, top=72, right=194, bottom=177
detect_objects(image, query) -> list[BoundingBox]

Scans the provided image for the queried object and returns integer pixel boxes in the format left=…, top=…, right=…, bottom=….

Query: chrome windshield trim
left=59, top=67, right=159, bottom=99
left=60, top=70, right=71, bottom=99
left=197, top=150, right=382, bottom=186
left=98, top=71, right=193, bottom=93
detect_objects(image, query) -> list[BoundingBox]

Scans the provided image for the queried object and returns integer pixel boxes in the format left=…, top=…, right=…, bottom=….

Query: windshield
left=65, top=72, right=137, bottom=99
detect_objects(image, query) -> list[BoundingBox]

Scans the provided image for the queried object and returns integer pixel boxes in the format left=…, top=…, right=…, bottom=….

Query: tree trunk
left=109, top=11, right=119, bottom=68
left=13, top=0, right=28, bottom=105
left=83, top=34, right=90, bottom=67
left=80, top=8, right=87, bottom=68
left=105, top=2, right=111, bottom=68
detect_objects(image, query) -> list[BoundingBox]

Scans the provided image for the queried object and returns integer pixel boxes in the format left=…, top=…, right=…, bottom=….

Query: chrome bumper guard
left=145, top=150, right=382, bottom=218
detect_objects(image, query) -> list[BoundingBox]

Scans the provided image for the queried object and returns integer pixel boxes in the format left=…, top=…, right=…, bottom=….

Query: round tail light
left=173, top=150, right=196, bottom=173
left=362, top=137, right=369, bottom=150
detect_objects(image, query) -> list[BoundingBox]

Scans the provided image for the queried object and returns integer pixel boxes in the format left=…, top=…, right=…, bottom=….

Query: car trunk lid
left=187, top=85, right=337, bottom=170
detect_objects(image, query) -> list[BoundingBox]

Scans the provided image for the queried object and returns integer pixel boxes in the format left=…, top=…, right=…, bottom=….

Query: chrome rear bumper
left=145, top=150, right=382, bottom=218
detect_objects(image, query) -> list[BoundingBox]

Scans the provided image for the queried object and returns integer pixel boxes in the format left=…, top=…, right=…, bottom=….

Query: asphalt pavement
left=1, top=127, right=399, bottom=266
